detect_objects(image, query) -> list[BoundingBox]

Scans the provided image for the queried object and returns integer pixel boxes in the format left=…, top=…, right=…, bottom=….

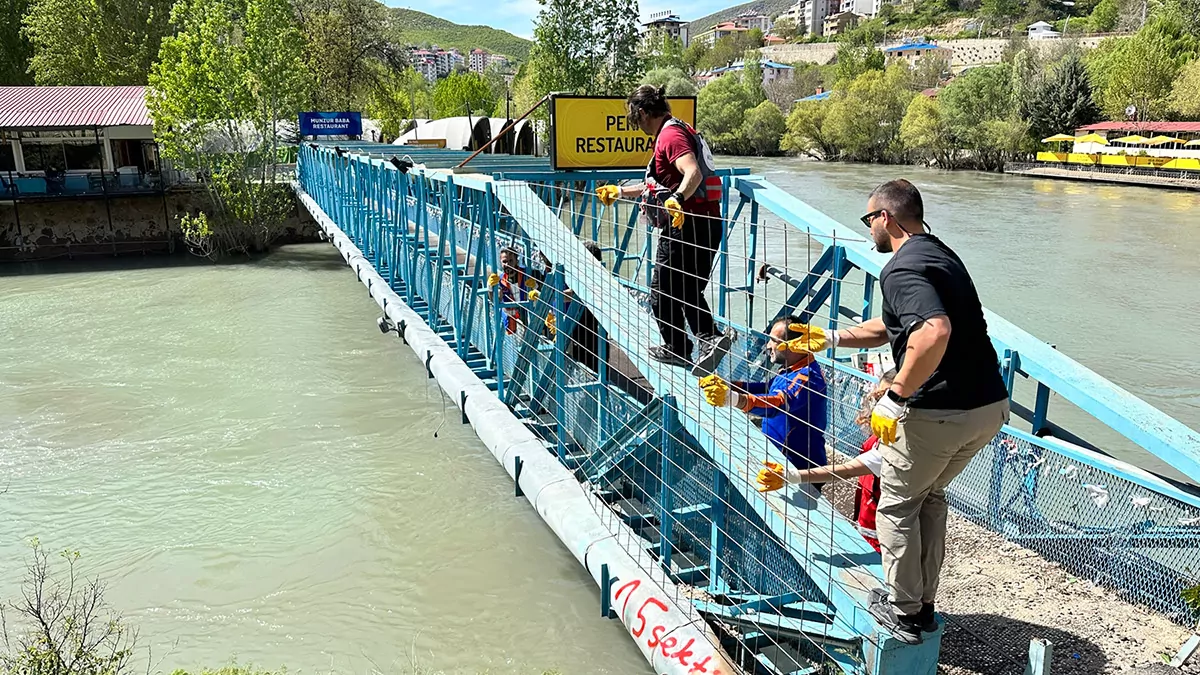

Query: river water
left=0, top=247, right=648, bottom=674
left=735, top=158, right=1200, bottom=482
left=3, top=161, right=1199, bottom=674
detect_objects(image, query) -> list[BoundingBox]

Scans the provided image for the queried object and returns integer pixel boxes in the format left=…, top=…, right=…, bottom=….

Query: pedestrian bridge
left=294, top=143, right=1200, bottom=675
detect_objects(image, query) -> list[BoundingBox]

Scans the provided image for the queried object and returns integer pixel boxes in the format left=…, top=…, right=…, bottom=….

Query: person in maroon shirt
left=596, top=85, right=731, bottom=370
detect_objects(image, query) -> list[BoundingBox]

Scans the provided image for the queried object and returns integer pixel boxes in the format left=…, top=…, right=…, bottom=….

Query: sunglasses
left=860, top=209, right=885, bottom=227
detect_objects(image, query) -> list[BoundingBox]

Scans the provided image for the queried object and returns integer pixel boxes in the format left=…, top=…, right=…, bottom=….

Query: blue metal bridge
left=294, top=143, right=1200, bottom=675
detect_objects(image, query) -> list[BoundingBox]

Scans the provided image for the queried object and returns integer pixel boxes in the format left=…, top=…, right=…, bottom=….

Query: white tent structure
left=487, top=118, right=513, bottom=153
left=394, top=116, right=490, bottom=151
left=510, top=119, right=537, bottom=156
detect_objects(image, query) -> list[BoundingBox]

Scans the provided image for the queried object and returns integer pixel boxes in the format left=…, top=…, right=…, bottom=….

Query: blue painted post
left=551, top=264, right=569, bottom=462
left=828, top=244, right=845, bottom=356
left=596, top=323, right=611, bottom=448
left=708, top=469, right=726, bottom=593
left=1032, top=382, right=1051, bottom=436
left=862, top=274, right=876, bottom=323
left=1003, top=349, right=1020, bottom=396
left=659, top=394, right=678, bottom=568
left=600, top=563, right=617, bottom=619
left=744, top=205, right=759, bottom=331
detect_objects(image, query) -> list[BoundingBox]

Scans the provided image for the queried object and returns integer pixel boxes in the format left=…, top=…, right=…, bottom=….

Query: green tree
left=1087, top=17, right=1197, bottom=120
left=699, top=30, right=764, bottom=71
left=527, top=0, right=641, bottom=97
left=0, top=0, right=33, bottom=84
left=833, top=24, right=885, bottom=85
left=1, top=541, right=137, bottom=675
left=1089, top=0, right=1119, bottom=31
left=433, top=71, right=496, bottom=117
left=911, top=51, right=950, bottom=90
left=697, top=73, right=755, bottom=153
left=1009, top=47, right=1041, bottom=116
left=741, top=100, right=787, bottom=155
left=294, top=0, right=386, bottom=111
left=148, top=0, right=309, bottom=256
left=1025, top=49, right=1099, bottom=140
left=528, top=0, right=595, bottom=96
left=366, top=64, right=431, bottom=139
left=939, top=63, right=1023, bottom=168
left=22, top=0, right=173, bottom=84
left=683, top=41, right=710, bottom=74
left=783, top=98, right=838, bottom=158
left=642, top=67, right=699, bottom=96
left=641, top=30, right=686, bottom=71
left=766, top=62, right=825, bottom=114
left=823, top=64, right=913, bottom=161
left=772, top=17, right=799, bottom=41
left=593, top=0, right=643, bottom=95
left=900, top=94, right=957, bottom=167
left=742, top=50, right=766, bottom=104
left=1169, top=59, right=1200, bottom=119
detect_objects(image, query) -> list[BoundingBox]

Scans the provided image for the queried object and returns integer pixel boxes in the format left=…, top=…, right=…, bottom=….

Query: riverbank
left=1004, top=162, right=1200, bottom=191
left=0, top=189, right=321, bottom=261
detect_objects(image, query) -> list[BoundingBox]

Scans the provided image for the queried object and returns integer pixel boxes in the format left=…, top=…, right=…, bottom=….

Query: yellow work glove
left=596, top=184, right=620, bottom=206
left=528, top=289, right=540, bottom=303
left=757, top=461, right=786, bottom=492
left=870, top=392, right=906, bottom=445
left=699, top=374, right=729, bottom=407
left=698, top=374, right=744, bottom=409
left=781, top=323, right=840, bottom=353
left=545, top=311, right=556, bottom=337
left=664, top=196, right=685, bottom=229
left=487, top=272, right=500, bottom=288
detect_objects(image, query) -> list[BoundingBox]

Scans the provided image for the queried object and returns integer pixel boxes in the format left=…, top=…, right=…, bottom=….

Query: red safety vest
left=854, top=436, right=882, bottom=553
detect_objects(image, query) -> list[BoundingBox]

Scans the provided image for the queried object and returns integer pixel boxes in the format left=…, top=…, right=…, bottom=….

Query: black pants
left=650, top=212, right=723, bottom=357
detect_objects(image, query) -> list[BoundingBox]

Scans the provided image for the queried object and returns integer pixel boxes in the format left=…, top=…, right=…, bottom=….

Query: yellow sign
left=550, top=95, right=698, bottom=170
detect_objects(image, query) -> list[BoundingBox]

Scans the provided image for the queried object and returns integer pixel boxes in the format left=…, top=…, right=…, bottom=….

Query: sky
left=384, top=0, right=739, bottom=40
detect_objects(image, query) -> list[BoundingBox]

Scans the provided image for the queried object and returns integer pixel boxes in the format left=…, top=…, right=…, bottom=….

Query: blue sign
left=299, top=111, right=363, bottom=137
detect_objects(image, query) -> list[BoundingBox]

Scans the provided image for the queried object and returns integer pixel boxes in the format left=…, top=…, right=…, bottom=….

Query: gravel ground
left=817, top=481, right=1199, bottom=674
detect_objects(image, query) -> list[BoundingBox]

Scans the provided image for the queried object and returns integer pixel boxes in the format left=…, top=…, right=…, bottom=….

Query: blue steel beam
left=731, top=176, right=1200, bottom=485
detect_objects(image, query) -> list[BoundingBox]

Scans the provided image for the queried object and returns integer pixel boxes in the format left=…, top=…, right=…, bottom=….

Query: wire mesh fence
left=296, top=145, right=1200, bottom=675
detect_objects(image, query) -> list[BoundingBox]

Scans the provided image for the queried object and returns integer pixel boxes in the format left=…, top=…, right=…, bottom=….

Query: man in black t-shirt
left=780, top=179, right=1009, bottom=645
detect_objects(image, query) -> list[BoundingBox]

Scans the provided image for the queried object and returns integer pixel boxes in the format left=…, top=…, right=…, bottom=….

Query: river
left=0, top=247, right=648, bottom=674
left=733, top=158, right=1200, bottom=482
left=2, top=161, right=1199, bottom=673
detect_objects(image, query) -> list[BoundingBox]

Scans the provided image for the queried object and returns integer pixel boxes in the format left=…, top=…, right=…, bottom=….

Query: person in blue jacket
left=698, top=316, right=828, bottom=472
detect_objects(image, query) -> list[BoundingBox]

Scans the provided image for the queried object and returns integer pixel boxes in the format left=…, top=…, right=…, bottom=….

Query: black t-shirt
left=879, top=234, right=1008, bottom=410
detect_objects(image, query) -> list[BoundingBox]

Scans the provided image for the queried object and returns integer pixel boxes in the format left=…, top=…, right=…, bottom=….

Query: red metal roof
left=0, top=86, right=151, bottom=130
left=1077, top=121, right=1200, bottom=133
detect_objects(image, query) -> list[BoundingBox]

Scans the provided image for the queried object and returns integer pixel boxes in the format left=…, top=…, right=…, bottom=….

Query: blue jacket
left=734, top=358, right=828, bottom=470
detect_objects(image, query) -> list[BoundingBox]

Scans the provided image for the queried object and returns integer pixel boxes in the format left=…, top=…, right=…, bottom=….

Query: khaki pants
left=877, top=399, right=1009, bottom=615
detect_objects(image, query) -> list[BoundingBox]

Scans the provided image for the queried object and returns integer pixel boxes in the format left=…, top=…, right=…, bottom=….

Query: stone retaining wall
left=0, top=188, right=319, bottom=261
left=763, top=35, right=1115, bottom=67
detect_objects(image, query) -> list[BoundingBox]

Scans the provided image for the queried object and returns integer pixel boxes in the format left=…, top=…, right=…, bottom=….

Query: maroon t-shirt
left=651, top=121, right=720, bottom=217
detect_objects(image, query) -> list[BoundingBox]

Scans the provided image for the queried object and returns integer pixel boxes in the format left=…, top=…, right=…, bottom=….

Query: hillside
left=387, top=8, right=533, bottom=60
left=687, top=0, right=795, bottom=32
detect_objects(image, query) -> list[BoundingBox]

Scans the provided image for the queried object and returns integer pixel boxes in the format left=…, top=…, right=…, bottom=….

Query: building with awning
left=0, top=85, right=161, bottom=197
left=1031, top=121, right=1200, bottom=173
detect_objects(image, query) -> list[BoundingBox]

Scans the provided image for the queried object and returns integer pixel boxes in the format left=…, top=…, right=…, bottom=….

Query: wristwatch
left=886, top=390, right=910, bottom=404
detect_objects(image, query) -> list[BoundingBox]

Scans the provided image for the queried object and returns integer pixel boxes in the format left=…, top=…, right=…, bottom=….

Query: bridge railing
left=296, top=144, right=1200, bottom=675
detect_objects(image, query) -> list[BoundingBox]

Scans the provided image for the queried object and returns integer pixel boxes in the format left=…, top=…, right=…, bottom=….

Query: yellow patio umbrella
left=1186, top=139, right=1200, bottom=147
left=1112, top=134, right=1149, bottom=144
left=1041, top=133, right=1076, bottom=142
left=1144, top=135, right=1185, bottom=146
left=1074, top=133, right=1109, bottom=145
